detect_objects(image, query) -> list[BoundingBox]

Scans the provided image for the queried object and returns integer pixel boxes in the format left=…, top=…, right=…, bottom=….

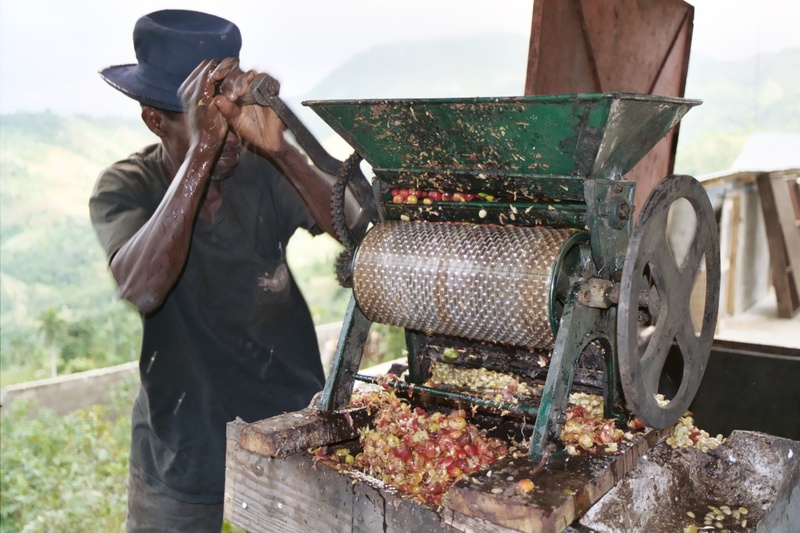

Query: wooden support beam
left=757, top=171, right=800, bottom=318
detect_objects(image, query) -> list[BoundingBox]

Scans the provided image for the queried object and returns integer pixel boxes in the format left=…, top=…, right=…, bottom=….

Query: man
left=89, top=9, right=353, bottom=531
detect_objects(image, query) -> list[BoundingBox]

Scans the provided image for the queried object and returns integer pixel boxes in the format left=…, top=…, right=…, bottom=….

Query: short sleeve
left=88, top=145, right=167, bottom=262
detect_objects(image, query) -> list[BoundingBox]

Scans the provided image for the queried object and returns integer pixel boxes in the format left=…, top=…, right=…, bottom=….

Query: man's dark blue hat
left=99, top=10, right=242, bottom=112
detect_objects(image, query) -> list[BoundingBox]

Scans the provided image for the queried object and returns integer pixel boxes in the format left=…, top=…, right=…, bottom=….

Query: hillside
left=1, top=36, right=798, bottom=386
left=681, top=49, right=800, bottom=135
left=0, top=114, right=153, bottom=382
left=676, top=48, right=800, bottom=173
left=285, top=31, right=530, bottom=154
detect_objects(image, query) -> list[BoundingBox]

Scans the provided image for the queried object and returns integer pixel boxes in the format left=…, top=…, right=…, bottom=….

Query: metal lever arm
left=242, top=74, right=379, bottom=244
left=241, top=73, right=344, bottom=177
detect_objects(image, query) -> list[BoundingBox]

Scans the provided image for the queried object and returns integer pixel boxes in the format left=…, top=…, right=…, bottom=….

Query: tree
left=36, top=307, right=66, bottom=378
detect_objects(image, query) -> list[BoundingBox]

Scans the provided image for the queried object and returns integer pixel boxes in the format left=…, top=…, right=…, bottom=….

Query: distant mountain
left=305, top=32, right=530, bottom=100
left=283, top=31, right=530, bottom=149
left=680, top=48, right=800, bottom=139
left=280, top=35, right=799, bottom=173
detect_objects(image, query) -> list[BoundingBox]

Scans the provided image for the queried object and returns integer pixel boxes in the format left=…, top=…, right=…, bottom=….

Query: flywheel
left=617, top=175, right=721, bottom=429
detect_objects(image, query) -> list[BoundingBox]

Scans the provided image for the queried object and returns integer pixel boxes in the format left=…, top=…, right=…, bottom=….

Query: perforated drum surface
left=352, top=221, right=573, bottom=349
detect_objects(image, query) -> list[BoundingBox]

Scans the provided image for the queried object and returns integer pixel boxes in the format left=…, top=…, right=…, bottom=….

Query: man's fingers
left=210, top=57, right=239, bottom=83
left=219, top=68, right=256, bottom=102
left=213, top=94, right=239, bottom=119
left=179, top=59, right=216, bottom=97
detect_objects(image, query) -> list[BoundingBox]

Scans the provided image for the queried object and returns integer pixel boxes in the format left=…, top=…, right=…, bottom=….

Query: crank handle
left=237, top=73, right=281, bottom=107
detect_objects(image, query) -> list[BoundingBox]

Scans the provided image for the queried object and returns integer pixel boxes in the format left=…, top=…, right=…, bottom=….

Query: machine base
left=224, top=415, right=668, bottom=532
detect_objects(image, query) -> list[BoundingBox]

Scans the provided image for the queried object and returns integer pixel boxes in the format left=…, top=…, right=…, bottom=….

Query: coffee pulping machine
left=304, top=93, right=720, bottom=462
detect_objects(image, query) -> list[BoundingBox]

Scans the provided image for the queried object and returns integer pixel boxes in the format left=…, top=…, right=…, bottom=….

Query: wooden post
left=756, top=171, right=800, bottom=318
left=524, top=0, right=694, bottom=214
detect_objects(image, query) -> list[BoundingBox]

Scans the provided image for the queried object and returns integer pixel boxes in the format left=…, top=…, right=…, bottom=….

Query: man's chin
left=211, top=154, right=240, bottom=181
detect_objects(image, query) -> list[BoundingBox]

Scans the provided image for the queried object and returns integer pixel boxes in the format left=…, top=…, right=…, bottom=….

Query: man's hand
left=213, top=60, right=289, bottom=157
left=178, top=58, right=232, bottom=151
left=192, top=58, right=347, bottom=238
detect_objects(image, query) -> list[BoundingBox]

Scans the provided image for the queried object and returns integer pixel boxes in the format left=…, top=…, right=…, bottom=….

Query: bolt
left=617, top=201, right=632, bottom=221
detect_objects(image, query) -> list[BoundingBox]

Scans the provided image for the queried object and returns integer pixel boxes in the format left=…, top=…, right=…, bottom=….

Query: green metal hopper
left=305, top=93, right=700, bottom=180
left=306, top=93, right=700, bottom=228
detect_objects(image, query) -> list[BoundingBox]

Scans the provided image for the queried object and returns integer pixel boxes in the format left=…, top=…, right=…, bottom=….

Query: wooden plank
left=735, top=182, right=774, bottom=313
left=224, top=419, right=355, bottom=532
left=714, top=178, right=773, bottom=318
left=225, top=419, right=453, bottom=532
left=443, top=508, right=525, bottom=533
left=726, top=193, right=742, bottom=316
left=717, top=195, right=735, bottom=319
left=757, top=172, right=800, bottom=317
left=444, top=426, right=671, bottom=533
left=352, top=482, right=386, bottom=533
left=238, top=406, right=372, bottom=458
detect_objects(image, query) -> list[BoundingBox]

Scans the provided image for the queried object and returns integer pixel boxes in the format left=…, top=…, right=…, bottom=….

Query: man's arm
left=262, top=142, right=341, bottom=237
left=110, top=62, right=229, bottom=314
left=109, top=141, right=219, bottom=314
left=215, top=60, right=358, bottom=239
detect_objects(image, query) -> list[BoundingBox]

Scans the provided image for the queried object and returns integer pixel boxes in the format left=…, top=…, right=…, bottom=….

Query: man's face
left=159, top=111, right=242, bottom=181
left=212, top=128, right=243, bottom=181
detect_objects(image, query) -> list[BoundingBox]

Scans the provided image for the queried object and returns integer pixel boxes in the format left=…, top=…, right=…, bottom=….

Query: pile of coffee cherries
left=666, top=414, right=725, bottom=453
left=390, top=188, right=494, bottom=205
left=319, top=386, right=509, bottom=506
left=559, top=393, right=634, bottom=455
left=654, top=394, right=725, bottom=453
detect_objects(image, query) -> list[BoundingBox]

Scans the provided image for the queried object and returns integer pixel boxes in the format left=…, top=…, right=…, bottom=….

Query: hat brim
left=99, top=64, right=186, bottom=113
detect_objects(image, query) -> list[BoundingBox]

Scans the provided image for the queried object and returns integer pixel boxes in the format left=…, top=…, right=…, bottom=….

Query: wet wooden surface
left=238, top=406, right=371, bottom=458
left=225, top=419, right=450, bottom=533
left=226, top=414, right=671, bottom=533
left=445, top=427, right=671, bottom=533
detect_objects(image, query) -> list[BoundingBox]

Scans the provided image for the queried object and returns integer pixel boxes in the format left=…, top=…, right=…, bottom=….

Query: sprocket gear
left=331, top=152, right=379, bottom=288
left=331, top=152, right=378, bottom=252
left=334, top=248, right=355, bottom=288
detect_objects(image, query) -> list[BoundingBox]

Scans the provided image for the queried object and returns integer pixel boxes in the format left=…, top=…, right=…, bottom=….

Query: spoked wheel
left=618, top=175, right=721, bottom=428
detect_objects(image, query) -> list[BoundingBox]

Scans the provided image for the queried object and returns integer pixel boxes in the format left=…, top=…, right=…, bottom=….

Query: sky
left=0, top=0, right=798, bottom=122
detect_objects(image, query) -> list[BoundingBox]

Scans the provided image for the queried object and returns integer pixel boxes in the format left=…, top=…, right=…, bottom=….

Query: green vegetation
left=0, top=376, right=250, bottom=533
left=0, top=113, right=153, bottom=386
left=0, top=377, right=135, bottom=532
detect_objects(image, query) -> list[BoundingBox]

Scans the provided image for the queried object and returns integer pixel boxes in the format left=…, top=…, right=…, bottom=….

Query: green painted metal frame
left=311, top=93, right=696, bottom=460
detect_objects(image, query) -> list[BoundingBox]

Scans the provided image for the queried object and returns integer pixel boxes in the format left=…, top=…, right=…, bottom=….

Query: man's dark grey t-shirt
left=90, top=143, right=325, bottom=503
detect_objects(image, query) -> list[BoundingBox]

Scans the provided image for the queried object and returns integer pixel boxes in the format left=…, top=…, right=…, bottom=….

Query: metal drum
left=352, top=220, right=580, bottom=349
